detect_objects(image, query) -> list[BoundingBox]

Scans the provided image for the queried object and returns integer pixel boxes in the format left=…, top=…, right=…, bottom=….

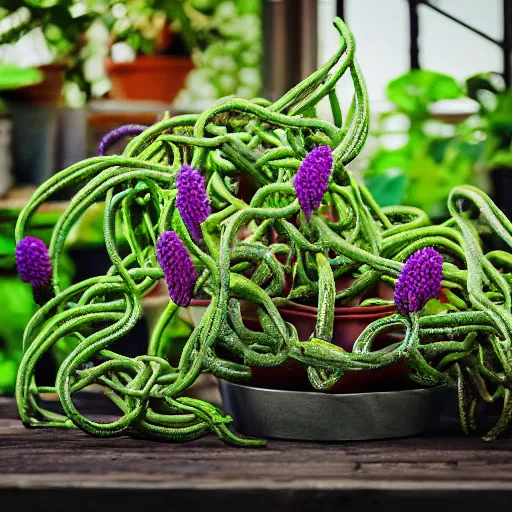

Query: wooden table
left=1, top=397, right=512, bottom=511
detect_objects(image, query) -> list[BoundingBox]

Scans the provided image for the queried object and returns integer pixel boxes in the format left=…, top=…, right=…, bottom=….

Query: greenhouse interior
left=1, top=0, right=512, bottom=510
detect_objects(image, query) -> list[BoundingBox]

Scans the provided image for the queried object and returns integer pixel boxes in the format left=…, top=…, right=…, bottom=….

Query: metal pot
left=221, top=380, right=453, bottom=441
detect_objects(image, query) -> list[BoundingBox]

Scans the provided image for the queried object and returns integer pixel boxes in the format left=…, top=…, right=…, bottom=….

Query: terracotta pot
left=244, top=302, right=411, bottom=393
left=6, top=64, right=66, bottom=106
left=279, top=303, right=396, bottom=342
left=106, top=56, right=194, bottom=103
left=181, top=297, right=409, bottom=393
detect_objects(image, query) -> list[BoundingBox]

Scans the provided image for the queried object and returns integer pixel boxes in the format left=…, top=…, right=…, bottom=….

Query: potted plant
left=104, top=0, right=196, bottom=103
left=13, top=17, right=512, bottom=445
left=364, top=69, right=485, bottom=220
left=0, top=2, right=100, bottom=106
left=464, top=73, right=512, bottom=219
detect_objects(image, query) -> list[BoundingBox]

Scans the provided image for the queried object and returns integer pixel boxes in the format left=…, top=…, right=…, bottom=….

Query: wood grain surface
left=1, top=397, right=512, bottom=511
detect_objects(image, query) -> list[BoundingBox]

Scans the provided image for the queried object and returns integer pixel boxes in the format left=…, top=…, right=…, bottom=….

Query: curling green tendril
left=15, top=18, right=512, bottom=444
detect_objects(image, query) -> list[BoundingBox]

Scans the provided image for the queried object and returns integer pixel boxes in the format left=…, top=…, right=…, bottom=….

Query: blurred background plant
left=463, top=72, right=512, bottom=217
left=173, top=0, right=262, bottom=110
left=362, top=67, right=512, bottom=221
left=0, top=0, right=262, bottom=108
left=363, top=69, right=486, bottom=220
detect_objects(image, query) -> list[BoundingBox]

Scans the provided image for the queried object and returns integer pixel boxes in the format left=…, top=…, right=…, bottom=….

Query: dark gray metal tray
left=220, top=380, right=453, bottom=441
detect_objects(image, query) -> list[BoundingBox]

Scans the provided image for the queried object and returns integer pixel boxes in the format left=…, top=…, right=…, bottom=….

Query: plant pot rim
left=284, top=300, right=396, bottom=315
left=222, top=378, right=449, bottom=397
left=106, top=55, right=193, bottom=71
left=190, top=298, right=396, bottom=316
left=279, top=306, right=394, bottom=321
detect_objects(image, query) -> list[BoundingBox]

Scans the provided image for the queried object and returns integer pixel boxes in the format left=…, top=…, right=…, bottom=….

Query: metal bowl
left=220, top=380, right=453, bottom=441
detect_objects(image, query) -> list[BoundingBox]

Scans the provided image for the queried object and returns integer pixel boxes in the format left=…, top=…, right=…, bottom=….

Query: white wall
left=341, top=0, right=504, bottom=103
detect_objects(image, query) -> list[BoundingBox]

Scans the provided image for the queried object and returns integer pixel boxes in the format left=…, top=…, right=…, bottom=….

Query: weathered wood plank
left=2, top=397, right=512, bottom=510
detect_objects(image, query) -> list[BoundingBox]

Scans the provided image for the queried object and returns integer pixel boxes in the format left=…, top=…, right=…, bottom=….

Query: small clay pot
left=106, top=55, right=194, bottom=103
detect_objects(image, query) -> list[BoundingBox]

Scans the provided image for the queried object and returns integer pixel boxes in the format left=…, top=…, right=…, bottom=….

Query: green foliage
left=0, top=63, right=43, bottom=113
left=0, top=3, right=96, bottom=59
left=175, top=0, right=263, bottom=106
left=387, top=69, right=462, bottom=117
left=365, top=70, right=485, bottom=219
left=0, top=64, right=43, bottom=90
left=466, top=73, right=512, bottom=171
left=0, top=277, right=35, bottom=394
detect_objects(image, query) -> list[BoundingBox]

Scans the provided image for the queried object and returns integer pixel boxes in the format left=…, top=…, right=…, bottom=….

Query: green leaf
left=359, top=298, right=394, bottom=307
left=490, top=150, right=512, bottom=169
left=0, top=233, right=15, bottom=256
left=466, top=72, right=505, bottom=101
left=387, top=70, right=462, bottom=117
left=0, top=357, right=17, bottom=394
left=0, top=277, right=36, bottom=352
left=0, top=65, right=43, bottom=90
left=443, top=289, right=468, bottom=310
left=424, top=298, right=457, bottom=316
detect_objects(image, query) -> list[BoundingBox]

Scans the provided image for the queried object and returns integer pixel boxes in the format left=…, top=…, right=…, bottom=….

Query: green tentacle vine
left=14, top=18, right=512, bottom=444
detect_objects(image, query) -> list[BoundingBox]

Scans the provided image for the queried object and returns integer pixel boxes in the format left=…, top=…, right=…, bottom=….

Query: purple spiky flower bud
left=293, top=146, right=333, bottom=220
left=156, top=231, right=197, bottom=307
left=176, top=165, right=211, bottom=241
left=394, top=247, right=443, bottom=316
left=15, top=236, right=52, bottom=289
left=98, top=124, right=148, bottom=156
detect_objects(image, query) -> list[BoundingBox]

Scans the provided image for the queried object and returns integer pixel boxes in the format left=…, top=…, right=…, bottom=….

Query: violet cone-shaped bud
left=98, top=124, right=148, bottom=156
left=176, top=164, right=211, bottom=241
left=293, top=146, right=333, bottom=220
left=394, top=247, right=443, bottom=316
left=15, top=236, right=52, bottom=288
left=156, top=231, right=197, bottom=307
